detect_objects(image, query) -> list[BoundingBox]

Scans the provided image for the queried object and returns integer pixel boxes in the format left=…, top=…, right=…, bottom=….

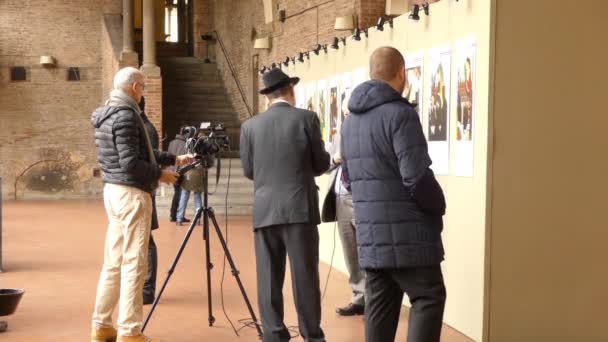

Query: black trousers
left=365, top=266, right=446, bottom=342
left=170, top=184, right=182, bottom=220
left=143, top=233, right=157, bottom=299
left=254, top=224, right=325, bottom=342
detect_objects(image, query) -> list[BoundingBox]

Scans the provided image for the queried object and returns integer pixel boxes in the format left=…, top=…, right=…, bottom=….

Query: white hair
left=113, top=67, right=145, bottom=90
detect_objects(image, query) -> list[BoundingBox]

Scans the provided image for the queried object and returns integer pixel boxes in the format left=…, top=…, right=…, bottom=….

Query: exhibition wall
left=488, top=0, right=608, bottom=341
left=280, top=0, right=492, bottom=340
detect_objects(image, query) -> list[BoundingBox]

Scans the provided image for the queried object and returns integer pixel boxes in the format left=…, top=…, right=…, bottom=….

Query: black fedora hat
left=259, top=68, right=300, bottom=95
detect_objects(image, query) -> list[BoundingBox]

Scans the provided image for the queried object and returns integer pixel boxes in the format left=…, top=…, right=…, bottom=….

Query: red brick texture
left=195, top=0, right=391, bottom=120
left=0, top=0, right=123, bottom=199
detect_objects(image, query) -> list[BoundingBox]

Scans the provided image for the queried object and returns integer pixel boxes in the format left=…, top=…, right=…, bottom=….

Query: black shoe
left=170, top=217, right=176, bottom=222
left=143, top=294, right=155, bottom=305
left=182, top=218, right=191, bottom=223
left=336, top=303, right=365, bottom=316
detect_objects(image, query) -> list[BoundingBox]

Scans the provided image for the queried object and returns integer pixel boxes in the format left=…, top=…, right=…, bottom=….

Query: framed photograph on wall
left=328, top=77, right=340, bottom=146
left=426, top=46, right=451, bottom=176
left=316, top=79, right=329, bottom=143
left=452, top=39, right=477, bottom=177
left=405, top=51, right=424, bottom=122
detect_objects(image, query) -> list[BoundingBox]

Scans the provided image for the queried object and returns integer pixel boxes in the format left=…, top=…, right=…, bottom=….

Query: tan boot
left=91, top=326, right=117, bottom=342
left=117, top=334, right=162, bottom=342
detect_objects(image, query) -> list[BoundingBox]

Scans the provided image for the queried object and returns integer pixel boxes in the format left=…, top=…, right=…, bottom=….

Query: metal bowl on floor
left=0, top=289, right=24, bottom=316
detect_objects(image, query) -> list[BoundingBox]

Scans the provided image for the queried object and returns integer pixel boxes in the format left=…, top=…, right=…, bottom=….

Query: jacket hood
left=91, top=106, right=124, bottom=129
left=348, top=80, right=407, bottom=114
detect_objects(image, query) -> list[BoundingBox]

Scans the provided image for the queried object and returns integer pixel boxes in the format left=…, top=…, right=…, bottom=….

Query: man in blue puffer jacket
left=341, top=47, right=447, bottom=342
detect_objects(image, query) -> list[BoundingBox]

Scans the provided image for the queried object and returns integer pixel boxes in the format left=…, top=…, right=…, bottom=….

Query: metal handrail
left=212, top=30, right=253, bottom=117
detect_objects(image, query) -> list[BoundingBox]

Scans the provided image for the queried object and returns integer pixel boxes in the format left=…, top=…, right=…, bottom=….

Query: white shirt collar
left=270, top=99, right=292, bottom=106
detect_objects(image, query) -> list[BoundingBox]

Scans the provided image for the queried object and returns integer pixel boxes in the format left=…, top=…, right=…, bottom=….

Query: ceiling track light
left=283, top=57, right=290, bottom=67
left=376, top=16, right=394, bottom=31
left=312, top=44, right=327, bottom=55
left=331, top=37, right=347, bottom=49
left=271, top=62, right=277, bottom=69
left=353, top=27, right=369, bottom=41
left=298, top=51, right=310, bottom=63
left=409, top=2, right=430, bottom=21
left=259, top=66, right=268, bottom=75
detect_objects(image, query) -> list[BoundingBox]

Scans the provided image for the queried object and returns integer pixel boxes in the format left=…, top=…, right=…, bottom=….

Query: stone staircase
left=155, top=158, right=253, bottom=216
left=158, top=56, right=251, bottom=216
left=159, top=57, right=241, bottom=153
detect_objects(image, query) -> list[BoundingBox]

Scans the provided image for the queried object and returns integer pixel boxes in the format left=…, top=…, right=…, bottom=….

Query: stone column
left=140, top=0, right=163, bottom=144
left=123, top=0, right=134, bottom=52
left=141, top=0, right=159, bottom=75
left=120, top=0, right=139, bottom=68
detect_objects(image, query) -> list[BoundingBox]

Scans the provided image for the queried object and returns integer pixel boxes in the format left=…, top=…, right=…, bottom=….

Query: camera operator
left=341, top=47, right=447, bottom=342
left=240, top=69, right=330, bottom=342
left=90, top=67, right=193, bottom=342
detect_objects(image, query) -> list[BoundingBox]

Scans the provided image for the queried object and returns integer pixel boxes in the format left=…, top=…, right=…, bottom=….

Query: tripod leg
left=143, top=206, right=205, bottom=332
left=208, top=209, right=264, bottom=339
left=203, top=207, right=215, bottom=326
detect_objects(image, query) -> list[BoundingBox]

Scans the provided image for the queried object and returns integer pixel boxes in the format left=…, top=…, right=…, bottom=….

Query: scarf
left=107, top=89, right=157, bottom=167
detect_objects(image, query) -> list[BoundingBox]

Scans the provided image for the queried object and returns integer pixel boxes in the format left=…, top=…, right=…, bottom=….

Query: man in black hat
left=240, top=68, right=330, bottom=342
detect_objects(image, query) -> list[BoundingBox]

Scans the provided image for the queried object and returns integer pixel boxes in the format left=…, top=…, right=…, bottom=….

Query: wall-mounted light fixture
left=298, top=51, right=310, bottom=63
left=334, top=15, right=355, bottom=31
left=409, top=3, right=430, bottom=21
left=254, top=37, right=271, bottom=50
left=352, top=27, right=369, bottom=41
left=376, top=17, right=394, bottom=31
left=312, top=44, right=328, bottom=55
left=39, top=56, right=56, bottom=67
left=331, top=37, right=347, bottom=50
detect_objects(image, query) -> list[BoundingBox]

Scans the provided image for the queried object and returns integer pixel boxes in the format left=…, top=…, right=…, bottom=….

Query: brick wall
left=0, top=0, right=121, bottom=199
left=203, top=0, right=390, bottom=121
left=203, top=0, right=444, bottom=120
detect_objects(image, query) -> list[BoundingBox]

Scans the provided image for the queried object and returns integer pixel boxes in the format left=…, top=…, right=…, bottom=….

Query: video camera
left=176, top=123, right=230, bottom=187
left=183, top=122, right=230, bottom=159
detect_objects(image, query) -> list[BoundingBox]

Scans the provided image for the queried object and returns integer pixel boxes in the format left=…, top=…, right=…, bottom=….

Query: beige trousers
left=92, top=183, right=152, bottom=336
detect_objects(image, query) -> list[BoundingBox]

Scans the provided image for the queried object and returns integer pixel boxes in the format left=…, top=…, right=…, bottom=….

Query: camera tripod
left=142, top=160, right=263, bottom=339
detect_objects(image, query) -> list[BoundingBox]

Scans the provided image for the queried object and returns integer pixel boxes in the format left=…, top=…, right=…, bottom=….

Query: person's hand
left=176, top=153, right=196, bottom=166
left=159, top=169, right=178, bottom=184
left=333, top=156, right=342, bottom=165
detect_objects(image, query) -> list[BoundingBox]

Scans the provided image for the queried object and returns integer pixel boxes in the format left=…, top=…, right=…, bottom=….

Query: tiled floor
left=0, top=200, right=473, bottom=341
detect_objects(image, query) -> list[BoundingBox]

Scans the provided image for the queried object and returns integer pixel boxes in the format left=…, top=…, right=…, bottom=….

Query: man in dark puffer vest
left=90, top=67, right=193, bottom=342
left=341, top=47, right=447, bottom=342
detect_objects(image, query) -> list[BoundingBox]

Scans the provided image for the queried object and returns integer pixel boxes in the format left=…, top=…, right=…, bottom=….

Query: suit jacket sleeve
left=308, top=113, right=331, bottom=176
left=240, top=121, right=254, bottom=180
left=392, top=109, right=445, bottom=216
left=113, top=111, right=161, bottom=184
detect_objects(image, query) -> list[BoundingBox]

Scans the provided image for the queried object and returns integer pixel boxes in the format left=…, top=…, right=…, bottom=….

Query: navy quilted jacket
left=341, top=80, right=446, bottom=269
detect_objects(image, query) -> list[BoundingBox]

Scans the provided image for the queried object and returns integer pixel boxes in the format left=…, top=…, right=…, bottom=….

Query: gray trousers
left=336, top=193, right=366, bottom=305
left=254, top=224, right=326, bottom=342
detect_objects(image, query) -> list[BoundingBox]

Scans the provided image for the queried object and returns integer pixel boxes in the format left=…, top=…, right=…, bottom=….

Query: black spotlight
left=283, top=57, right=290, bottom=67
left=422, top=2, right=430, bottom=15
left=376, top=17, right=386, bottom=31
left=271, top=62, right=277, bottom=69
left=259, top=66, right=268, bottom=75
left=409, top=4, right=420, bottom=21
left=313, top=44, right=322, bottom=55
left=353, top=27, right=368, bottom=41
left=331, top=37, right=340, bottom=49
left=290, top=57, right=296, bottom=64
left=298, top=51, right=310, bottom=63
left=313, top=44, right=327, bottom=55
